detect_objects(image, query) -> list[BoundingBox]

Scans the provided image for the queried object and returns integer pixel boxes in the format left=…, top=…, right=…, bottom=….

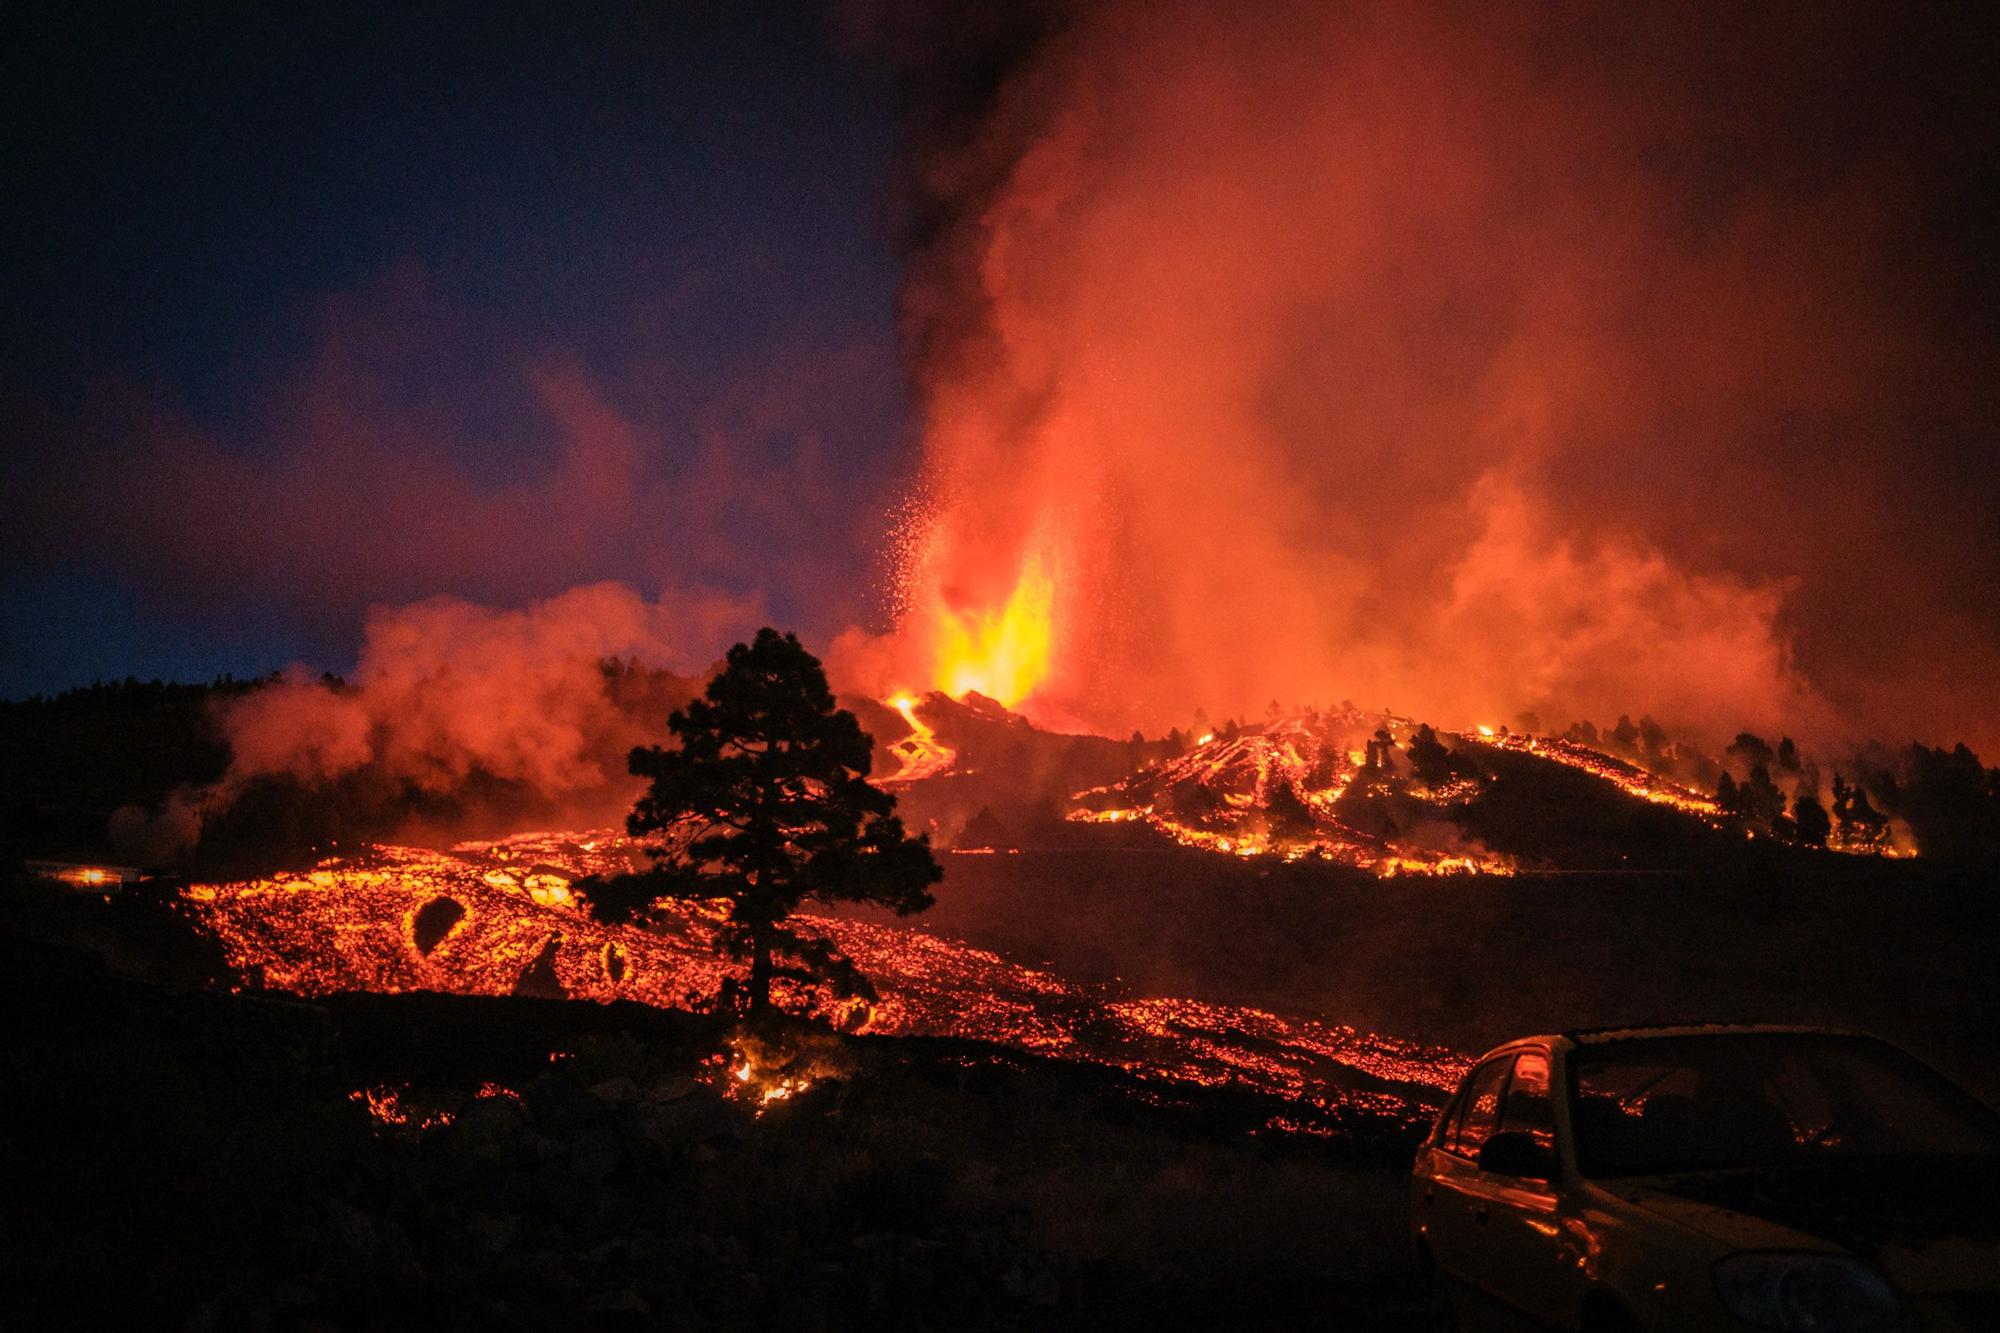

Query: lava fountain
left=928, top=552, right=1054, bottom=708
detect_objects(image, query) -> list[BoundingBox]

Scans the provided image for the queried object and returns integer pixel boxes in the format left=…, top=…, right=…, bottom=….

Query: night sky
left=3, top=1, right=910, bottom=691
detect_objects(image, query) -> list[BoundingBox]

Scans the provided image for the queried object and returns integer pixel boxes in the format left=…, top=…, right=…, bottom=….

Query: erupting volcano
left=13, top=4, right=2000, bottom=1326
left=922, top=553, right=1055, bottom=710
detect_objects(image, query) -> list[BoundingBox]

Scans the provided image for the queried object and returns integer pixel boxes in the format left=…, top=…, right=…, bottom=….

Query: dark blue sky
left=2, top=1, right=913, bottom=693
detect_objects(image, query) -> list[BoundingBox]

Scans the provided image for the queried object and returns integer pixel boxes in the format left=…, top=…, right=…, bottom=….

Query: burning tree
left=577, top=629, right=940, bottom=1016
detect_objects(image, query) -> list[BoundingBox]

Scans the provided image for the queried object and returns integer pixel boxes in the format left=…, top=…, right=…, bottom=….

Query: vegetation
left=0, top=676, right=248, bottom=864
left=1, top=662, right=696, bottom=877
left=578, top=629, right=941, bottom=1015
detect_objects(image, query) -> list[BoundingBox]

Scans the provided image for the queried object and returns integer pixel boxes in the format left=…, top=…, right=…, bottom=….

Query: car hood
left=1619, top=1159, right=2000, bottom=1294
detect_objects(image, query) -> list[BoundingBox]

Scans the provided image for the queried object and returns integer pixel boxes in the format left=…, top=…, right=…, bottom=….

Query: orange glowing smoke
left=854, top=0, right=2000, bottom=748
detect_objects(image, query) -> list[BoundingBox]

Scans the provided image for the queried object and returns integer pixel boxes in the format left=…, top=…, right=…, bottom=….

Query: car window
left=1497, top=1049, right=1555, bottom=1150
left=1571, top=1034, right=2000, bottom=1177
left=1433, top=1079, right=1472, bottom=1147
left=1450, top=1057, right=1512, bottom=1157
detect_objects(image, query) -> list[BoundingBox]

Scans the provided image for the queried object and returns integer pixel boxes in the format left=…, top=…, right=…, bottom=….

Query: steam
left=853, top=0, right=2000, bottom=751
left=112, top=583, right=728, bottom=859
left=227, top=584, right=687, bottom=793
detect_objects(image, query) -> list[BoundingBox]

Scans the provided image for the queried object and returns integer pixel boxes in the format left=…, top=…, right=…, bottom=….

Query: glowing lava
left=928, top=555, right=1054, bottom=707
left=1458, top=729, right=1722, bottom=817
left=879, top=693, right=958, bottom=785
left=1070, top=718, right=1517, bottom=876
left=184, top=830, right=1466, bottom=1131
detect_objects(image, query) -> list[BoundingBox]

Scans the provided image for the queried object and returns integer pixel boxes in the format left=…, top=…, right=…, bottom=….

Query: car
left=1411, top=1024, right=2000, bottom=1331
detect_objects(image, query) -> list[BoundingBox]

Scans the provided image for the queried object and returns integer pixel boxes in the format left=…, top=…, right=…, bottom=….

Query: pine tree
left=1793, top=793, right=1831, bottom=847
left=577, top=629, right=940, bottom=1015
left=1407, top=724, right=1454, bottom=787
left=1716, top=770, right=1742, bottom=817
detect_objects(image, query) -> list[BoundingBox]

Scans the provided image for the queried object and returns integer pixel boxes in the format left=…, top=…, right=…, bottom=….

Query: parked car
left=1412, top=1025, right=2000, bottom=1331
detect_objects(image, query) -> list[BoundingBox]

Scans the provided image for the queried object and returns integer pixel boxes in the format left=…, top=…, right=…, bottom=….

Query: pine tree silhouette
left=578, top=629, right=940, bottom=1015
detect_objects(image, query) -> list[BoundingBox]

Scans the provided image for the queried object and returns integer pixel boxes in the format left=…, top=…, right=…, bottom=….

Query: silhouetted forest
left=2, top=662, right=697, bottom=876
left=1, top=676, right=253, bottom=865
left=9, top=675, right=2000, bottom=876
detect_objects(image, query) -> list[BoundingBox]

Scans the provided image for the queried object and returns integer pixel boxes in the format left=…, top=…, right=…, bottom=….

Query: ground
left=4, top=906, right=1429, bottom=1331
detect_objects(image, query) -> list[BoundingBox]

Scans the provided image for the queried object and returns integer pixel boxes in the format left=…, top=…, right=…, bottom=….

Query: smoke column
left=110, top=584, right=707, bottom=858
left=849, top=0, right=2000, bottom=750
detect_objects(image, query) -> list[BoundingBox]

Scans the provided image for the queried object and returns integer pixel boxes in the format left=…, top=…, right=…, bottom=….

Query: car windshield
left=1570, top=1033, right=2000, bottom=1178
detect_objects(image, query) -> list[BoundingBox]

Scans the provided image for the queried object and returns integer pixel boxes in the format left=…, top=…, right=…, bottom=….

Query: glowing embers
left=1069, top=720, right=1514, bottom=876
left=927, top=554, right=1054, bottom=707
left=349, top=1084, right=454, bottom=1134
left=707, top=1030, right=846, bottom=1115
left=879, top=692, right=958, bottom=785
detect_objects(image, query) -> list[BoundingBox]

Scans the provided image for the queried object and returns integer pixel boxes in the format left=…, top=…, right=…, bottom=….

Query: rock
left=450, top=1093, right=533, bottom=1155
left=634, top=1093, right=734, bottom=1156
left=524, top=1077, right=606, bottom=1136
left=524, top=1248, right=582, bottom=1300
left=1002, top=1263, right=1061, bottom=1307
left=323, top=1198, right=377, bottom=1258
left=269, top=1281, right=319, bottom=1309
left=643, top=1074, right=702, bottom=1104
left=511, top=934, right=566, bottom=999
left=466, top=1211, right=521, bottom=1256
left=587, top=1076, right=639, bottom=1107
left=410, top=897, right=466, bottom=955
left=568, top=1120, right=623, bottom=1182
left=534, top=1160, right=591, bottom=1222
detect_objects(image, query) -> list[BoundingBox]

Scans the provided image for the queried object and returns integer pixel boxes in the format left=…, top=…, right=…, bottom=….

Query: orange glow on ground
left=184, top=830, right=1466, bottom=1132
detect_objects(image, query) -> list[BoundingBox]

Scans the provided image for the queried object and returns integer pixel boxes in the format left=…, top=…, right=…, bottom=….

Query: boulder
left=587, top=1076, right=639, bottom=1107
left=567, top=1119, right=623, bottom=1183
left=449, top=1092, right=534, bottom=1156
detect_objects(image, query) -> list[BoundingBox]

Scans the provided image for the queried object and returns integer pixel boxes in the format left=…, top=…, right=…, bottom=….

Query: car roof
left=1458, top=1024, right=1875, bottom=1070
left=1560, top=1022, right=1862, bottom=1045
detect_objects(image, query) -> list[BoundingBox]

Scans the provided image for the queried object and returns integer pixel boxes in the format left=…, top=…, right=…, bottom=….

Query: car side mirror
left=1477, top=1130, right=1558, bottom=1180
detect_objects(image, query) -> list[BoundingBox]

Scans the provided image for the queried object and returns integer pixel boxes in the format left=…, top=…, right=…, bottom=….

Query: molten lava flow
left=927, top=555, right=1054, bottom=707
left=1070, top=716, right=1517, bottom=876
left=1459, top=729, right=1720, bottom=816
left=878, top=693, right=958, bottom=785
left=185, top=829, right=1466, bottom=1131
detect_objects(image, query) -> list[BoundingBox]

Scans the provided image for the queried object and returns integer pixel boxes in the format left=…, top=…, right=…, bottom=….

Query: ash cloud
left=861, top=0, right=2000, bottom=752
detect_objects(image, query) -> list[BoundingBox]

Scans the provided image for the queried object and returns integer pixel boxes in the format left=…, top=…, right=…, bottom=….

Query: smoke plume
left=112, top=583, right=714, bottom=859
left=851, top=0, right=2000, bottom=751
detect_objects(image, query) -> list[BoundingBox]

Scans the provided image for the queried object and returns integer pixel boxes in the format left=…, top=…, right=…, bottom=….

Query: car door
left=1459, top=1048, right=1583, bottom=1326
left=1423, top=1055, right=1515, bottom=1297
